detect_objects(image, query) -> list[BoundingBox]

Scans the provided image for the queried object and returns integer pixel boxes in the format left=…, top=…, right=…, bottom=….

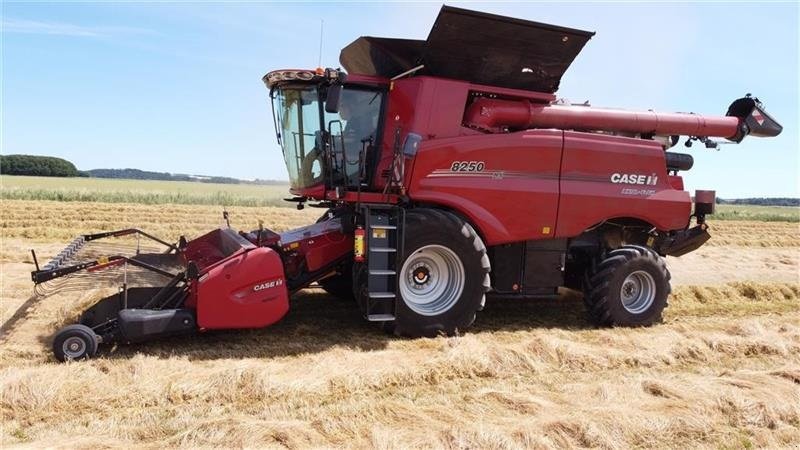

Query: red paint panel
left=374, top=77, right=555, bottom=193
left=408, top=130, right=562, bottom=245
left=557, top=132, right=691, bottom=237
left=279, top=219, right=354, bottom=273
left=304, top=234, right=352, bottom=272
left=668, top=175, right=684, bottom=191
left=196, top=247, right=288, bottom=329
left=372, top=78, right=422, bottom=191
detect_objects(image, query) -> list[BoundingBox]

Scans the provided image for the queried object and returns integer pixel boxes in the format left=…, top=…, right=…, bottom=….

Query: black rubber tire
left=583, top=245, right=671, bottom=327
left=53, top=324, right=98, bottom=362
left=319, top=263, right=355, bottom=301
left=390, top=209, right=490, bottom=338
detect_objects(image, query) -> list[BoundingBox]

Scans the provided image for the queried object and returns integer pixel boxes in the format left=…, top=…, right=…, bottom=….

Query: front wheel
left=390, top=209, right=490, bottom=337
left=583, top=245, right=671, bottom=326
left=53, top=324, right=98, bottom=362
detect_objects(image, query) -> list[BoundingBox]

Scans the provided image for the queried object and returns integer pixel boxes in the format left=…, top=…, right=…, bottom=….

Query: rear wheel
left=390, top=209, right=490, bottom=337
left=53, top=324, right=98, bottom=362
left=583, top=245, right=670, bottom=326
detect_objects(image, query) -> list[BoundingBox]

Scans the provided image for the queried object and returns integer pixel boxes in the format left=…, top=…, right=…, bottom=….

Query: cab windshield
left=273, top=85, right=323, bottom=189
left=272, top=84, right=383, bottom=190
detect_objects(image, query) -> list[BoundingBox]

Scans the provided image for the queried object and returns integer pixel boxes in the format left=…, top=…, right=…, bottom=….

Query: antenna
left=317, top=19, right=324, bottom=68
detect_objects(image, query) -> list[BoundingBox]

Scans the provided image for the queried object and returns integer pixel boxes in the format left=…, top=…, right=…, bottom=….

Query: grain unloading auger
left=34, top=6, right=782, bottom=361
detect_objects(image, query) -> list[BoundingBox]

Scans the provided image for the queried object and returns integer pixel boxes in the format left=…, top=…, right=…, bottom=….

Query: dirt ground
left=1, top=202, right=798, bottom=449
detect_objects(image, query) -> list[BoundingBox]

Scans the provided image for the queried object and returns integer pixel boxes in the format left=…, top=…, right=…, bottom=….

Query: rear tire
left=53, top=324, right=98, bottom=362
left=583, top=245, right=670, bottom=326
left=391, top=209, right=490, bottom=337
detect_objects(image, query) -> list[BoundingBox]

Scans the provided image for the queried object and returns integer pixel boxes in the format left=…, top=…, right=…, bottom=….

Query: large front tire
left=584, top=245, right=671, bottom=326
left=390, top=209, right=490, bottom=337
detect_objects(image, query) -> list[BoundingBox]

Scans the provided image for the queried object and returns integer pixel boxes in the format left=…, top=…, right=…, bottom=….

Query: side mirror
left=325, top=84, right=342, bottom=113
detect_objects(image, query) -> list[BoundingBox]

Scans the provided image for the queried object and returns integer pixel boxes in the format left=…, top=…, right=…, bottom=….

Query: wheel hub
left=619, top=270, right=656, bottom=314
left=622, top=280, right=640, bottom=298
left=399, top=245, right=465, bottom=316
left=62, top=336, right=86, bottom=359
left=412, top=266, right=431, bottom=286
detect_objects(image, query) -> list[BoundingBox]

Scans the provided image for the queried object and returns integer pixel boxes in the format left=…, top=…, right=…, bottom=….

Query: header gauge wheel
left=53, top=324, right=99, bottom=362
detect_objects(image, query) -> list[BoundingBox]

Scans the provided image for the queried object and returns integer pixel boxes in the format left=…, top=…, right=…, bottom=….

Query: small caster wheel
left=53, top=324, right=98, bottom=362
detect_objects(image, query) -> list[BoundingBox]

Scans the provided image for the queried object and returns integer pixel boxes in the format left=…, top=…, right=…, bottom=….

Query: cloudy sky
left=2, top=1, right=797, bottom=196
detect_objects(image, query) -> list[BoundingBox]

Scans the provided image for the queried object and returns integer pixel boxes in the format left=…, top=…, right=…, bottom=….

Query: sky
left=1, top=1, right=798, bottom=197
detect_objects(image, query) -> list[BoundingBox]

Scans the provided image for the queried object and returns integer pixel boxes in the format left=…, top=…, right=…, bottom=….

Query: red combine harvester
left=32, top=6, right=782, bottom=361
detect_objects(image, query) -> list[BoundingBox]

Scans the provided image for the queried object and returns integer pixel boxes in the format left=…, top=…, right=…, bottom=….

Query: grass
left=0, top=175, right=291, bottom=207
left=715, top=204, right=800, bottom=222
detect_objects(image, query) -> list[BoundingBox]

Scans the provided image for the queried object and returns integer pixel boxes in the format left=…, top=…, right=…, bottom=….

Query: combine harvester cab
left=33, top=5, right=783, bottom=361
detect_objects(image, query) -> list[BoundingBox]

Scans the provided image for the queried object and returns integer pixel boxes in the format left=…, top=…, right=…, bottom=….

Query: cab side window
left=325, top=88, right=383, bottom=184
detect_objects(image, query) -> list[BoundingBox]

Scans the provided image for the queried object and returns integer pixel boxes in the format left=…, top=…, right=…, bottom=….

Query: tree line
left=0, top=154, right=284, bottom=185
left=0, top=154, right=83, bottom=177
left=717, top=197, right=799, bottom=207
left=85, top=168, right=244, bottom=184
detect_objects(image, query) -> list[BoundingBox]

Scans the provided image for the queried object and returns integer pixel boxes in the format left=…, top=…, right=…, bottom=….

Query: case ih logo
left=610, top=173, right=658, bottom=186
left=253, top=279, right=283, bottom=291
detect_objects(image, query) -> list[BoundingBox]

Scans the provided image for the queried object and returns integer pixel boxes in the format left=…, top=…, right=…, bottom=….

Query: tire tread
left=583, top=245, right=671, bottom=327
left=391, top=208, right=490, bottom=337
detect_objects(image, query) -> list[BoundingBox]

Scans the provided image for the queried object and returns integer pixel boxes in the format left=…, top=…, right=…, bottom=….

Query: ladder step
left=367, top=313, right=396, bottom=322
left=369, top=269, right=396, bottom=276
left=370, top=225, right=397, bottom=230
left=370, top=247, right=396, bottom=253
left=369, top=292, right=395, bottom=299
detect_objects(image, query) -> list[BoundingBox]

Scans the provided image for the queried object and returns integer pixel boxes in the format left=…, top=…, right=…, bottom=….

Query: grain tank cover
left=339, top=37, right=426, bottom=80
left=339, top=5, right=595, bottom=93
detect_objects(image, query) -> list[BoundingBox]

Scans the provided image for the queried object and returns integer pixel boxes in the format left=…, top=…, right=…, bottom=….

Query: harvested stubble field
left=1, top=198, right=799, bottom=449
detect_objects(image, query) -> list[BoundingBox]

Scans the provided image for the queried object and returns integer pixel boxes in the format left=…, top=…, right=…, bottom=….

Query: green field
left=0, top=175, right=290, bottom=207
left=1, top=175, right=798, bottom=222
left=714, top=204, right=800, bottom=222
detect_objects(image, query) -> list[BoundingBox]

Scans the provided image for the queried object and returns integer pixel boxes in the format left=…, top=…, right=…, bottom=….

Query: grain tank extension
left=33, top=6, right=782, bottom=361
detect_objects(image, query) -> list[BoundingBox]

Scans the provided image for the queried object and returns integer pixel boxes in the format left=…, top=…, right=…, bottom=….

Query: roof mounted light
left=263, top=69, right=320, bottom=88
left=262, top=68, right=346, bottom=89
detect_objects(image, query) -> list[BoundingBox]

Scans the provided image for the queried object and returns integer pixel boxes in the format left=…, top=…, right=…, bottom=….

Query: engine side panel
left=556, top=132, right=691, bottom=237
left=408, top=130, right=562, bottom=245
